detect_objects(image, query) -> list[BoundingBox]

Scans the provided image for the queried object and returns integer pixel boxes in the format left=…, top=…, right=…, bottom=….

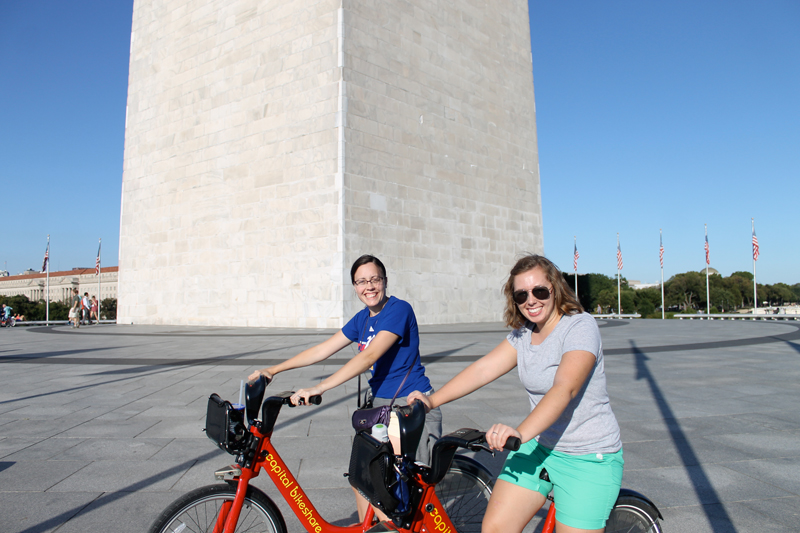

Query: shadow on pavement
left=17, top=450, right=221, bottom=533
left=631, top=340, right=737, bottom=533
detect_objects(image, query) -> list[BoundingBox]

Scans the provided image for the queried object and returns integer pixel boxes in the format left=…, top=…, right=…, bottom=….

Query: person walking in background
left=90, top=296, right=99, bottom=322
left=70, top=289, right=81, bottom=328
left=1, top=304, right=13, bottom=326
left=81, top=292, right=92, bottom=325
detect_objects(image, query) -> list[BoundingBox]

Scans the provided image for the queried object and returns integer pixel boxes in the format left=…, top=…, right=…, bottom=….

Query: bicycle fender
left=617, top=488, right=663, bottom=519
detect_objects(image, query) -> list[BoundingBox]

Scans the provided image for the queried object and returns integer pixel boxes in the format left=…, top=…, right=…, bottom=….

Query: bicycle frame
left=214, top=401, right=460, bottom=533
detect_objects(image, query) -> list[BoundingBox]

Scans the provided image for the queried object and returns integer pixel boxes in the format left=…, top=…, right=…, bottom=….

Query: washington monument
left=118, top=0, right=542, bottom=327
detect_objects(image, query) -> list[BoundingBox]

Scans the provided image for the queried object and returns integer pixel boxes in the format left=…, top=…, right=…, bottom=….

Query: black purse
left=351, top=366, right=411, bottom=431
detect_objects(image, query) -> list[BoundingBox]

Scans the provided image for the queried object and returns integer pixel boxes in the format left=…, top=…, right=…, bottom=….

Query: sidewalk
left=1, top=319, right=799, bottom=532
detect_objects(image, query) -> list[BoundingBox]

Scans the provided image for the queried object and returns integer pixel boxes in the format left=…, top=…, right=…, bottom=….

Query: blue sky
left=530, top=1, right=799, bottom=285
left=1, top=1, right=798, bottom=285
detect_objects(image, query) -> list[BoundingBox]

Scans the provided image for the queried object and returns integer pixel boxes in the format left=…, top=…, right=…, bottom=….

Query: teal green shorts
left=498, top=440, right=623, bottom=530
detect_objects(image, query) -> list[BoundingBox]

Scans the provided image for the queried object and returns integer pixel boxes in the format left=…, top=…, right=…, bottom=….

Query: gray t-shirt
left=506, top=312, right=622, bottom=454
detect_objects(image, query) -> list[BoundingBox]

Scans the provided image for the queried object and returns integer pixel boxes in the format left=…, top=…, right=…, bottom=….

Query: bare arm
left=407, top=339, right=518, bottom=410
left=292, top=330, right=400, bottom=404
left=485, top=349, right=596, bottom=450
left=248, top=331, right=352, bottom=382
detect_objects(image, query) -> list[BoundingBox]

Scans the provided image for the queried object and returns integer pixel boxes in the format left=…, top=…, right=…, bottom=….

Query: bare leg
left=482, top=479, right=545, bottom=533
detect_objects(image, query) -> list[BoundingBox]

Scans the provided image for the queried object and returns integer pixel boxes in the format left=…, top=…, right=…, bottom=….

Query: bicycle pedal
left=214, top=464, right=242, bottom=481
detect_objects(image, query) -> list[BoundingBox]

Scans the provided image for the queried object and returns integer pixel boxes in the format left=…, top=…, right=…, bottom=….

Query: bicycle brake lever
left=470, top=443, right=495, bottom=456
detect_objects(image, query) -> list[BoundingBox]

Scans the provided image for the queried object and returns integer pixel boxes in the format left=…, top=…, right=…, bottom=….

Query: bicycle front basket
left=205, top=393, right=247, bottom=454
left=348, top=431, right=400, bottom=514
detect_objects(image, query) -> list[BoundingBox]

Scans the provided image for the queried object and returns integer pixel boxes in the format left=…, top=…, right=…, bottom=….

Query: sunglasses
left=512, top=286, right=552, bottom=305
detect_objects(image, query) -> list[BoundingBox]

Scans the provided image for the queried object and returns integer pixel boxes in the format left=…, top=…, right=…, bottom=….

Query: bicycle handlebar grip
left=504, top=436, right=521, bottom=451
left=296, top=395, right=323, bottom=405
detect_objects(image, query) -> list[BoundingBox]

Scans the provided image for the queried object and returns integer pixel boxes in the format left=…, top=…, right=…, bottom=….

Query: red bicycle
left=149, top=377, right=661, bottom=532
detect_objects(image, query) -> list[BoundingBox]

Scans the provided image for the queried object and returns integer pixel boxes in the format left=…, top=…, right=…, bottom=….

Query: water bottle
left=371, top=423, right=389, bottom=443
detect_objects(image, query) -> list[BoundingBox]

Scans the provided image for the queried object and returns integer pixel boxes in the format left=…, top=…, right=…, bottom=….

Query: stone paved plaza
left=1, top=319, right=799, bottom=532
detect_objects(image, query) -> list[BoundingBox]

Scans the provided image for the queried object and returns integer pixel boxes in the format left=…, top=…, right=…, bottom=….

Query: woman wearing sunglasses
left=248, top=254, right=442, bottom=522
left=408, top=254, right=622, bottom=533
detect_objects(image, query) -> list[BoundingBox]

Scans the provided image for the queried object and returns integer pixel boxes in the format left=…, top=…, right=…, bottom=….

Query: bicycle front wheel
left=605, top=494, right=663, bottom=533
left=148, top=484, right=287, bottom=533
left=435, top=455, right=494, bottom=533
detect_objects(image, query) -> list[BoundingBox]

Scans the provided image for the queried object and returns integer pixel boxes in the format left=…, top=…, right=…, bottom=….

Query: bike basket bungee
left=347, top=431, right=401, bottom=514
left=205, top=393, right=247, bottom=454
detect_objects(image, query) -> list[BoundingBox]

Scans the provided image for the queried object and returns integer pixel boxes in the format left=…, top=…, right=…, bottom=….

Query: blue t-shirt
left=341, top=296, right=431, bottom=398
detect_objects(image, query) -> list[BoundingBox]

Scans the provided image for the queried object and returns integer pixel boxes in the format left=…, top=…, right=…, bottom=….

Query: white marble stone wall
left=119, top=0, right=541, bottom=327
left=340, top=0, right=541, bottom=322
left=120, top=0, right=346, bottom=327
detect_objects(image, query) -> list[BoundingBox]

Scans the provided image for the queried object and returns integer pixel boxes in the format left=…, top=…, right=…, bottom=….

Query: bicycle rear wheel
left=435, top=455, right=494, bottom=533
left=149, top=484, right=286, bottom=533
left=605, top=494, right=663, bottom=533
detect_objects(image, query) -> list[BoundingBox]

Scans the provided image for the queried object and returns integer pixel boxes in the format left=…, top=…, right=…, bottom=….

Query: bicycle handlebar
left=424, top=429, right=520, bottom=485
left=294, top=395, right=322, bottom=406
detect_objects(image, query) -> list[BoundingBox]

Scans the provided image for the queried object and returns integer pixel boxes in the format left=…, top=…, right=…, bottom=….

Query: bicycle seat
left=395, top=401, right=426, bottom=462
left=245, top=375, right=269, bottom=425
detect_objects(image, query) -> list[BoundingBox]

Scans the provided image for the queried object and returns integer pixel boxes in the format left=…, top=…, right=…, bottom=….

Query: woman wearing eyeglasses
left=408, top=254, right=622, bottom=533
left=248, top=254, right=441, bottom=521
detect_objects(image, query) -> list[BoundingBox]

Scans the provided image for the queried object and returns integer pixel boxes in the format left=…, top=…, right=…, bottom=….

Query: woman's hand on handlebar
left=485, top=423, right=522, bottom=452
left=248, top=369, right=273, bottom=384
left=406, top=390, right=432, bottom=412
left=291, top=385, right=323, bottom=406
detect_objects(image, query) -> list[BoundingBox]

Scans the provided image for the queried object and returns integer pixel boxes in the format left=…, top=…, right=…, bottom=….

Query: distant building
left=0, top=267, right=118, bottom=302
left=628, top=280, right=661, bottom=290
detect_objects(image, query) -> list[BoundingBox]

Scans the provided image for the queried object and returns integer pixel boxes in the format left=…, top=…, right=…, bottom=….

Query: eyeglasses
left=512, top=286, right=551, bottom=305
left=354, top=276, right=384, bottom=287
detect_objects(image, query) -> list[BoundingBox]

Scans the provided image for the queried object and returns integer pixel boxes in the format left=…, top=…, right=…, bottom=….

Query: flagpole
left=705, top=224, right=710, bottom=315
left=97, top=238, right=102, bottom=321
left=752, top=218, right=757, bottom=314
left=617, top=233, right=621, bottom=318
left=573, top=236, right=578, bottom=301
left=660, top=229, right=664, bottom=320
left=45, top=235, right=50, bottom=325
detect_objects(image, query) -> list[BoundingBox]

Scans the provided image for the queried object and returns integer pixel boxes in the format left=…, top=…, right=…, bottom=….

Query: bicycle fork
left=214, top=467, right=256, bottom=533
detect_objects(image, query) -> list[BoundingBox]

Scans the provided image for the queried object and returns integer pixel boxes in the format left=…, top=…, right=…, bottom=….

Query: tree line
left=564, top=271, right=800, bottom=318
left=0, top=295, right=117, bottom=321
left=4, top=272, right=798, bottom=322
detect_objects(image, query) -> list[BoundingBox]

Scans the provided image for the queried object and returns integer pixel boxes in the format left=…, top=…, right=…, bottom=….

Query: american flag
left=41, top=241, right=49, bottom=273
left=752, top=227, right=760, bottom=261
left=704, top=233, right=710, bottom=265
left=659, top=233, right=664, bottom=269
left=617, top=241, right=623, bottom=271
left=573, top=241, right=579, bottom=272
left=95, top=241, right=101, bottom=275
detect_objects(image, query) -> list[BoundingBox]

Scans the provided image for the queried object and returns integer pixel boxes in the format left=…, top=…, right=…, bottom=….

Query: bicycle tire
left=148, top=483, right=287, bottom=533
left=435, top=454, right=494, bottom=533
left=605, top=494, right=663, bottom=533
